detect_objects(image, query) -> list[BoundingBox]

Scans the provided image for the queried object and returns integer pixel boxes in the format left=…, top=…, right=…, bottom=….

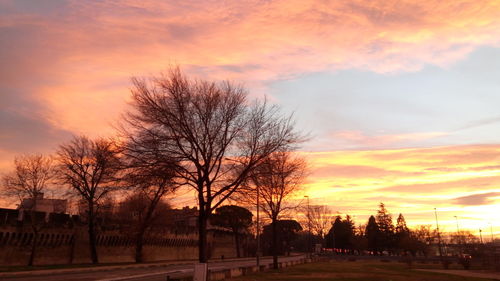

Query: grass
left=230, top=260, right=492, bottom=281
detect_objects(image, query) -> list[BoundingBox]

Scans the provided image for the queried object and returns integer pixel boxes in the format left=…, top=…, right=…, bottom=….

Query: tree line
left=324, top=203, right=435, bottom=256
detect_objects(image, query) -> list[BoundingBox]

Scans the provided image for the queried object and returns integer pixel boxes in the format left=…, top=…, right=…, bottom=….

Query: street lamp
left=454, top=215, right=461, bottom=254
left=490, top=222, right=494, bottom=243
left=454, top=216, right=460, bottom=233
left=304, top=195, right=311, bottom=255
left=434, top=208, right=443, bottom=258
left=256, top=183, right=261, bottom=270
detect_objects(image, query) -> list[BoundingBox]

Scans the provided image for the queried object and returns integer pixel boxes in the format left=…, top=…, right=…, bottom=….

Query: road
left=0, top=255, right=306, bottom=281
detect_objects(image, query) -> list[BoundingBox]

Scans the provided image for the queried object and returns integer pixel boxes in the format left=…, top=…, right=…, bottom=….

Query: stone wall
left=0, top=226, right=236, bottom=266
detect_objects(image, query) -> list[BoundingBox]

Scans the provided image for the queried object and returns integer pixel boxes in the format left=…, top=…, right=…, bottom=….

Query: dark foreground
left=230, top=260, right=500, bottom=281
left=0, top=255, right=305, bottom=281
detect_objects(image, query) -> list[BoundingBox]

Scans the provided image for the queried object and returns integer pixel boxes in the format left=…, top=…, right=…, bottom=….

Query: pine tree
left=375, top=203, right=395, bottom=253
left=376, top=203, right=394, bottom=234
left=395, top=213, right=409, bottom=234
left=365, top=215, right=380, bottom=254
left=395, top=213, right=411, bottom=255
left=326, top=215, right=355, bottom=251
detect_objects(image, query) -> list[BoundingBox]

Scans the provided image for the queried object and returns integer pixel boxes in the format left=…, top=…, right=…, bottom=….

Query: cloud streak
left=303, top=144, right=500, bottom=227
left=1, top=0, right=499, bottom=136
left=454, top=192, right=500, bottom=205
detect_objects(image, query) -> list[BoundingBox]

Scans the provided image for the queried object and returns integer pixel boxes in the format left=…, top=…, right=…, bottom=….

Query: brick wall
left=0, top=226, right=236, bottom=266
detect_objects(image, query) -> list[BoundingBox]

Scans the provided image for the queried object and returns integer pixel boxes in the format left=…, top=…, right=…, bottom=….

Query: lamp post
left=434, top=208, right=443, bottom=258
left=256, top=183, right=261, bottom=270
left=454, top=215, right=461, bottom=254
left=490, top=223, right=494, bottom=243
left=479, top=229, right=483, bottom=244
left=304, top=195, right=311, bottom=256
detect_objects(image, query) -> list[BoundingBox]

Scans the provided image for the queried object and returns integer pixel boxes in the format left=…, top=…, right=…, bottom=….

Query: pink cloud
left=1, top=0, right=499, bottom=135
left=331, top=130, right=448, bottom=148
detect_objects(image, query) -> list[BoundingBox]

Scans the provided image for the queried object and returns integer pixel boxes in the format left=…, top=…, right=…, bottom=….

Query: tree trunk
left=135, top=230, right=145, bottom=263
left=28, top=229, right=38, bottom=266
left=28, top=207, right=40, bottom=266
left=69, top=233, right=76, bottom=264
left=88, top=202, right=99, bottom=264
left=272, top=219, right=278, bottom=269
left=198, top=208, right=208, bottom=263
left=234, top=230, right=241, bottom=258
left=135, top=201, right=156, bottom=263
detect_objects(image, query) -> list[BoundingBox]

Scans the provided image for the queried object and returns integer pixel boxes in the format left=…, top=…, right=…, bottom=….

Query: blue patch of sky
left=268, top=47, right=500, bottom=150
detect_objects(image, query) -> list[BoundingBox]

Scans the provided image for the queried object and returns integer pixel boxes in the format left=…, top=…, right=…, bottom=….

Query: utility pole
left=256, top=183, right=260, bottom=270
left=434, top=208, right=443, bottom=259
left=304, top=195, right=311, bottom=256
left=490, top=223, right=494, bottom=243
left=454, top=215, right=461, bottom=254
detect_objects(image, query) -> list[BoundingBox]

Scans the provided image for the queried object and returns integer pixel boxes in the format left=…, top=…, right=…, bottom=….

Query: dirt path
left=416, top=269, right=500, bottom=280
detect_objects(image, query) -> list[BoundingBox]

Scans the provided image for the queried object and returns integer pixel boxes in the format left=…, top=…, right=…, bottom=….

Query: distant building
left=167, top=206, right=231, bottom=232
left=18, top=192, right=67, bottom=221
left=170, top=206, right=198, bottom=229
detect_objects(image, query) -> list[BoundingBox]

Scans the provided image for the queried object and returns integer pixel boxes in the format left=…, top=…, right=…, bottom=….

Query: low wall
left=0, top=226, right=236, bottom=266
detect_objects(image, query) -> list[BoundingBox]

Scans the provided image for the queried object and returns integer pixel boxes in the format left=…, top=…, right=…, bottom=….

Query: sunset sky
left=1, top=0, right=500, bottom=237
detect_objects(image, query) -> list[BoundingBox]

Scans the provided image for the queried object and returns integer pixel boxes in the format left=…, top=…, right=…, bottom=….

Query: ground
left=230, top=260, right=498, bottom=281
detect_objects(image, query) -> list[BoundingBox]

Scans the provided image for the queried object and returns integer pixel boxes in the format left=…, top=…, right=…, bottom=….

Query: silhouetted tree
left=211, top=205, right=253, bottom=258
left=325, top=215, right=355, bottom=251
left=262, top=220, right=302, bottom=256
left=352, top=224, right=368, bottom=254
left=120, top=132, right=179, bottom=262
left=304, top=205, right=334, bottom=239
left=395, top=213, right=409, bottom=234
left=451, top=230, right=479, bottom=255
left=1, top=154, right=55, bottom=266
left=376, top=203, right=395, bottom=253
left=56, top=136, right=121, bottom=264
left=123, top=67, right=301, bottom=263
left=116, top=192, right=171, bottom=261
left=395, top=213, right=411, bottom=254
left=365, top=215, right=381, bottom=254
left=412, top=225, right=435, bottom=257
left=250, top=151, right=306, bottom=269
left=450, top=230, right=479, bottom=245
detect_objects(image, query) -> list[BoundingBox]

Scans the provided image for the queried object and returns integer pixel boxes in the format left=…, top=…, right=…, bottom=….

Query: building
left=18, top=192, right=67, bottom=222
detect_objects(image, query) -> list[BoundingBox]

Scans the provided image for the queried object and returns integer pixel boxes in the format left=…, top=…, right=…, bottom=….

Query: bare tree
left=116, top=191, right=172, bottom=262
left=250, top=151, right=306, bottom=269
left=56, top=136, right=121, bottom=264
left=122, top=67, right=301, bottom=263
left=303, top=205, right=334, bottom=239
left=120, top=136, right=179, bottom=263
left=1, top=154, right=55, bottom=266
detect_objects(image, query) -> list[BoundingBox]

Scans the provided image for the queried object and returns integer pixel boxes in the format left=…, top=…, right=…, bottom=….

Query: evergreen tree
left=375, top=203, right=395, bottom=252
left=376, top=203, right=394, bottom=234
left=211, top=205, right=253, bottom=258
left=395, top=213, right=411, bottom=255
left=262, top=220, right=302, bottom=256
left=325, top=215, right=355, bottom=251
left=395, top=213, right=409, bottom=234
left=365, top=215, right=380, bottom=254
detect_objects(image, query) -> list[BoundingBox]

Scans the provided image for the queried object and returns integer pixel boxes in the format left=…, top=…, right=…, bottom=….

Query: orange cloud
left=1, top=0, right=499, bottom=135
left=301, top=144, right=500, bottom=233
